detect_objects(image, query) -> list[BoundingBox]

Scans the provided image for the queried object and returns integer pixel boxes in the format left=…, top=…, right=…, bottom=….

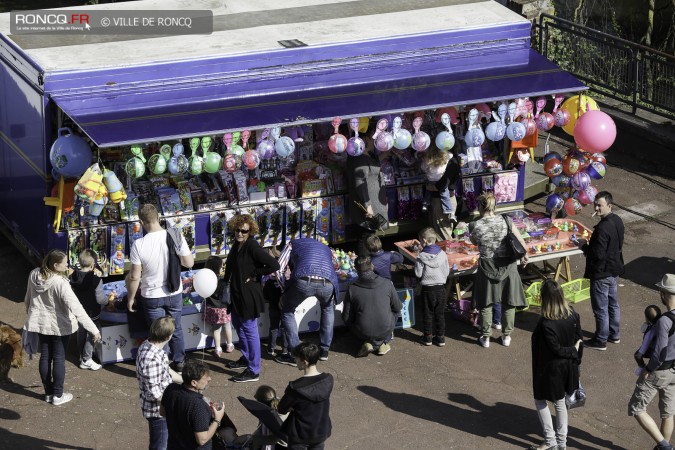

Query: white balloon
left=192, top=269, right=218, bottom=298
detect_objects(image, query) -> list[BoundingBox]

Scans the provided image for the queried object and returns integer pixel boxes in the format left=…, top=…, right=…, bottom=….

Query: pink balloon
left=573, top=110, right=617, bottom=153
left=520, top=117, right=537, bottom=137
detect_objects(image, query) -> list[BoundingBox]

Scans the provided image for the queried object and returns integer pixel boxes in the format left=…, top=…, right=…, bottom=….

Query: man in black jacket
left=342, top=256, right=402, bottom=357
left=577, top=191, right=625, bottom=351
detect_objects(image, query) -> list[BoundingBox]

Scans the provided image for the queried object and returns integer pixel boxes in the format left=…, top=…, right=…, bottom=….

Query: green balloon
left=188, top=156, right=203, bottom=175
left=203, top=152, right=221, bottom=173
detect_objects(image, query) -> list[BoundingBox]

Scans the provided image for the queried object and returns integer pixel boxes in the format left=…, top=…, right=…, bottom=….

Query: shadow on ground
left=358, top=386, right=628, bottom=450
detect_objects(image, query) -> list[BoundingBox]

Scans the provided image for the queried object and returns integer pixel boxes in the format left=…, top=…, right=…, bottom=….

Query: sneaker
left=583, top=338, right=607, bottom=351
left=491, top=323, right=502, bottom=331
left=421, top=205, right=428, bottom=213
left=275, top=353, right=297, bottom=367
left=421, top=335, right=432, bottom=346
left=478, top=336, right=490, bottom=348
left=225, top=343, right=235, bottom=353
left=501, top=335, right=511, bottom=347
left=266, top=345, right=277, bottom=356
left=447, top=215, right=458, bottom=226
left=608, top=338, right=621, bottom=344
left=225, top=357, right=248, bottom=369
left=358, top=342, right=374, bottom=357
left=79, top=359, right=102, bottom=371
left=654, top=444, right=675, bottom=450
left=45, top=395, right=53, bottom=404
left=377, top=343, right=391, bottom=356
left=214, top=347, right=223, bottom=358
left=52, top=392, right=73, bottom=406
left=231, top=368, right=259, bottom=383
left=432, top=336, right=446, bottom=347
left=319, top=349, right=329, bottom=361
left=170, top=361, right=185, bottom=372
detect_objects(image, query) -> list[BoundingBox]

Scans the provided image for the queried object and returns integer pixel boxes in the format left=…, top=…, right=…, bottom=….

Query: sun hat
left=656, top=274, right=675, bottom=294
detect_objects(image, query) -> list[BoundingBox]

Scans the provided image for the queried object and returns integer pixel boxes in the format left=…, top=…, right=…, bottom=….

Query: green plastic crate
left=525, top=281, right=543, bottom=307
left=562, top=278, right=591, bottom=304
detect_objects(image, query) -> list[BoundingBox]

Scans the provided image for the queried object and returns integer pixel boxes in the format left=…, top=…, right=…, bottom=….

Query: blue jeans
left=423, top=189, right=455, bottom=215
left=141, top=293, right=185, bottom=363
left=282, top=279, right=335, bottom=352
left=39, top=334, right=70, bottom=397
left=77, top=319, right=100, bottom=362
left=590, top=276, right=620, bottom=343
left=231, top=313, right=261, bottom=374
left=493, top=303, right=502, bottom=326
left=147, top=416, right=167, bottom=450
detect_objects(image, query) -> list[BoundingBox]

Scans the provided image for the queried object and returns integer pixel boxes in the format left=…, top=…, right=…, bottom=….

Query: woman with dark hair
left=24, top=249, right=101, bottom=406
left=224, top=214, right=280, bottom=383
left=469, top=192, right=528, bottom=348
left=530, top=279, right=583, bottom=450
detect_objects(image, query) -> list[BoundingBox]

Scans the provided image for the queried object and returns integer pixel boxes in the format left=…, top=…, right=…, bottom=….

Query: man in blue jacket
left=577, top=191, right=625, bottom=351
left=275, top=238, right=339, bottom=364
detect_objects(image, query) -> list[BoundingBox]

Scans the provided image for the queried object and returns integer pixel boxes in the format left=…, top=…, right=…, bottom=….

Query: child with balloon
left=202, top=256, right=235, bottom=357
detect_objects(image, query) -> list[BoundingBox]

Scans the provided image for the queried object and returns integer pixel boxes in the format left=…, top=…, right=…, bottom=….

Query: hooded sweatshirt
left=69, top=269, right=106, bottom=320
left=278, top=372, right=333, bottom=445
left=414, top=244, right=450, bottom=286
left=342, top=272, right=402, bottom=341
left=24, top=268, right=99, bottom=337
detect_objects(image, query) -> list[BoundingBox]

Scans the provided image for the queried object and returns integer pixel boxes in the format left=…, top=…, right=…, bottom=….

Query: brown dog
left=0, top=325, right=25, bottom=383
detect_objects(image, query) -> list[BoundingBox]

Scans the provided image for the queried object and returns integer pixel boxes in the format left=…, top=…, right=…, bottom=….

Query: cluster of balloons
left=544, top=95, right=616, bottom=216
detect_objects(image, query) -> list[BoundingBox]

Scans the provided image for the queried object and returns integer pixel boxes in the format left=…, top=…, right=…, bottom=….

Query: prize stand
left=1, top=1, right=590, bottom=361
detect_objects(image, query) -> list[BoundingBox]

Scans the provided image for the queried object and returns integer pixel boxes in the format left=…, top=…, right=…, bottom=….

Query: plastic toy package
left=330, top=196, right=346, bottom=244
left=315, top=197, right=331, bottom=242
left=209, top=211, right=229, bottom=256
left=301, top=198, right=317, bottom=239
left=109, top=224, right=126, bottom=276
left=128, top=221, right=143, bottom=249
left=67, top=229, right=86, bottom=269
left=166, top=215, right=196, bottom=255
left=285, top=201, right=302, bottom=241
left=88, top=226, right=110, bottom=275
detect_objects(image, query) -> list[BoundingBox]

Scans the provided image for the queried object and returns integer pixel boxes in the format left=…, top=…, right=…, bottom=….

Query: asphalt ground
left=1, top=124, right=675, bottom=449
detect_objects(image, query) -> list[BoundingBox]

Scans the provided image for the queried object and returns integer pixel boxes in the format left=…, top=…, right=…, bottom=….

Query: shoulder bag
left=502, top=215, right=526, bottom=262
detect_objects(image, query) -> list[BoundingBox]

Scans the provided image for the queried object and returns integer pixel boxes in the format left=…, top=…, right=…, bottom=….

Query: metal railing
left=532, top=13, right=675, bottom=120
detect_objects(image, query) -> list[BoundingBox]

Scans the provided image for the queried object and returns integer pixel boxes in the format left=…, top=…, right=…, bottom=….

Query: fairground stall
left=0, top=0, right=593, bottom=361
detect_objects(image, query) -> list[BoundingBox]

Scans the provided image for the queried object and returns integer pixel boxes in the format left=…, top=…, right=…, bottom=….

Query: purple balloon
left=485, top=122, right=506, bottom=141
left=346, top=137, right=365, bottom=156
left=570, top=171, right=592, bottom=190
left=256, top=139, right=275, bottom=160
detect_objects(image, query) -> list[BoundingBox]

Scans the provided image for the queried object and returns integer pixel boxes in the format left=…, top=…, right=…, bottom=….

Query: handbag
left=502, top=215, right=526, bottom=261
left=565, top=381, right=587, bottom=409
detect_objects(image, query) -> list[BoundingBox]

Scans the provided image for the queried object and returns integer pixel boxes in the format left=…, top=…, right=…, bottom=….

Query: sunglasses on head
left=235, top=228, right=250, bottom=234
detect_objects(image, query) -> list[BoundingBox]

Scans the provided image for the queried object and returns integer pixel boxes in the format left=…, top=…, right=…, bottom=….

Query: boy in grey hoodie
left=414, top=227, right=450, bottom=346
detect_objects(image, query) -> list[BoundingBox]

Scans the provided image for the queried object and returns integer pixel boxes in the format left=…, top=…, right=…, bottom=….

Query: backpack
left=166, top=228, right=182, bottom=292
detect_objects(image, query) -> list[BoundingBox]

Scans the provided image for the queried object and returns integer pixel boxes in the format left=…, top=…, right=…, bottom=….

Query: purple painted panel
left=44, top=22, right=531, bottom=92
left=53, top=50, right=586, bottom=147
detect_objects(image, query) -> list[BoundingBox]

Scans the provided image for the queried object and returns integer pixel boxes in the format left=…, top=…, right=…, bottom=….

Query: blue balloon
left=546, top=194, right=564, bottom=212
left=49, top=127, right=93, bottom=178
left=485, top=122, right=506, bottom=141
left=550, top=174, right=571, bottom=187
left=464, top=128, right=485, bottom=147
left=506, top=122, right=526, bottom=141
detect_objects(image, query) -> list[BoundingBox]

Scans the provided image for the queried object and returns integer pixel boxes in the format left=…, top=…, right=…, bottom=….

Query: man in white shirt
left=127, top=204, right=194, bottom=371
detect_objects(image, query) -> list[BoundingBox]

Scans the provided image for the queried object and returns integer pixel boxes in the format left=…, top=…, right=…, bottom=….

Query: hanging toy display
left=327, top=117, right=348, bottom=154
left=372, top=117, right=393, bottom=152
left=347, top=118, right=365, bottom=156
left=243, top=149, right=261, bottom=170
left=102, top=169, right=127, bottom=204
left=168, top=142, right=189, bottom=175
left=520, top=115, right=537, bottom=137
left=49, top=127, right=93, bottom=179
left=435, top=112, right=455, bottom=151
left=187, top=137, right=204, bottom=176
left=256, top=129, right=276, bottom=160
left=125, top=144, right=147, bottom=179
left=201, top=136, right=221, bottom=173
left=147, top=153, right=167, bottom=175
left=391, top=115, right=412, bottom=150
left=506, top=121, right=526, bottom=141
left=411, top=115, right=430, bottom=152
left=275, top=136, right=296, bottom=158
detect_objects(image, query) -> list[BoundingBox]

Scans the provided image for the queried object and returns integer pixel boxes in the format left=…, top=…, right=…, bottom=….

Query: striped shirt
left=136, top=340, right=171, bottom=418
